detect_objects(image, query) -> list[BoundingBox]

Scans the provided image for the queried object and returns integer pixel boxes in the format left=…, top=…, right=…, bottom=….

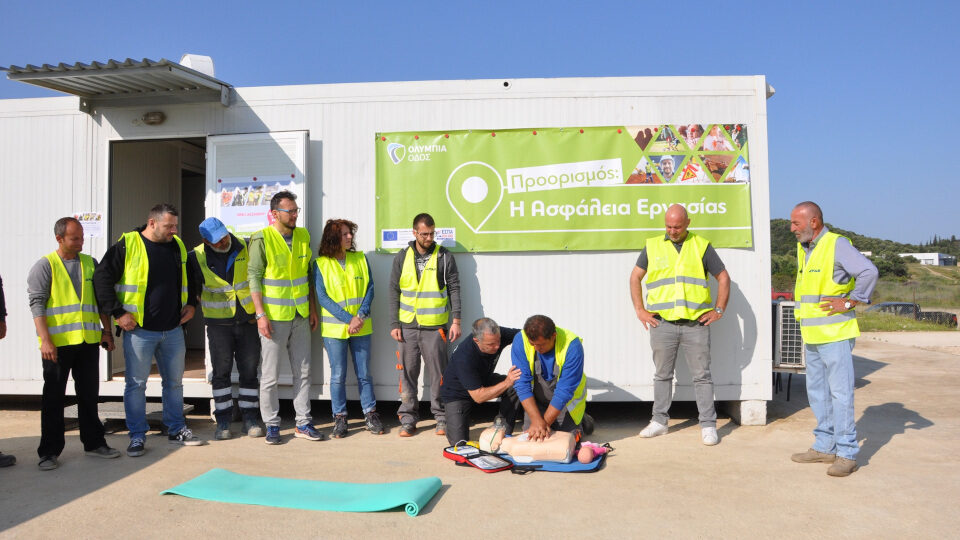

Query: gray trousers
left=397, top=326, right=447, bottom=425
left=650, top=319, right=717, bottom=428
left=259, top=316, right=312, bottom=427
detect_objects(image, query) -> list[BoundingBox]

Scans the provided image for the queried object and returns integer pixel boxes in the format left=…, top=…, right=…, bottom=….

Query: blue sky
left=1, top=1, right=957, bottom=244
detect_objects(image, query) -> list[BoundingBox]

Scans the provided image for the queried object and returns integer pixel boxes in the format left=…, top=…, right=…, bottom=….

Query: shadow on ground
left=768, top=354, right=888, bottom=422
left=857, top=402, right=933, bottom=466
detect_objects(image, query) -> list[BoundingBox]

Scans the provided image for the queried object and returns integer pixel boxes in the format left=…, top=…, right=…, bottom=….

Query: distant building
left=899, top=253, right=957, bottom=266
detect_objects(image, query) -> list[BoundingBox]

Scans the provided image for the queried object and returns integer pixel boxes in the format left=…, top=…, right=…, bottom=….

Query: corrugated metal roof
left=1, top=57, right=232, bottom=112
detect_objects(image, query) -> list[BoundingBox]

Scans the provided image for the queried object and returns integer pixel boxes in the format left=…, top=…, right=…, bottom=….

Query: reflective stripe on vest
left=194, top=237, right=254, bottom=319
left=316, top=252, right=372, bottom=339
left=644, top=233, right=713, bottom=320
left=520, top=327, right=587, bottom=425
left=42, top=252, right=101, bottom=347
left=115, top=232, right=188, bottom=326
left=260, top=226, right=311, bottom=321
left=794, top=232, right=859, bottom=344
left=397, top=245, right=449, bottom=326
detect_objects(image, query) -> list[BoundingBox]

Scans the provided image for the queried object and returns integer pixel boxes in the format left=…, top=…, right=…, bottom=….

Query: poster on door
left=216, top=175, right=303, bottom=236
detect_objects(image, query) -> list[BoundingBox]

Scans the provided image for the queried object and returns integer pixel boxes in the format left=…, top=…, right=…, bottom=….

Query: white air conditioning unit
left=773, top=301, right=805, bottom=373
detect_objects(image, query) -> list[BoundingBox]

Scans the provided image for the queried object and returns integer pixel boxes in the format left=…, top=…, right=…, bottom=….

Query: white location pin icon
left=445, top=161, right=504, bottom=233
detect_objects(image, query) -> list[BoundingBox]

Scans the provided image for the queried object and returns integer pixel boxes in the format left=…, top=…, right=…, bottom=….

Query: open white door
left=206, top=131, right=309, bottom=237
left=204, top=131, right=310, bottom=384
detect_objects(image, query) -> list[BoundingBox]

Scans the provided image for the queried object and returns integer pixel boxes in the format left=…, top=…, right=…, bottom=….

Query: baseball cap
left=199, top=217, right=229, bottom=243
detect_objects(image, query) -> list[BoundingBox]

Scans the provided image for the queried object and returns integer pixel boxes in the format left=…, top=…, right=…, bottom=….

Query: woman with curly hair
left=313, top=219, right=382, bottom=437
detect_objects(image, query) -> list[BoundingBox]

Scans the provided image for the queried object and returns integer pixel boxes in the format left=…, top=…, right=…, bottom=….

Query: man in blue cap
left=187, top=217, right=263, bottom=440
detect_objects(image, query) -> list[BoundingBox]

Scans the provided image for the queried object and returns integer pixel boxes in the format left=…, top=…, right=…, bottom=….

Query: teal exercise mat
left=161, top=468, right=441, bottom=517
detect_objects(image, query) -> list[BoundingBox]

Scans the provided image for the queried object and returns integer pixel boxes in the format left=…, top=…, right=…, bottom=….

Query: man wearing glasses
left=248, top=191, right=322, bottom=444
left=389, top=213, right=462, bottom=437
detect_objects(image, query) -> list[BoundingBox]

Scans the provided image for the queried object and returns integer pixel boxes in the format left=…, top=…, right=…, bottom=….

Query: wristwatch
left=255, top=312, right=267, bottom=320
left=843, top=301, right=852, bottom=310
left=714, top=307, right=724, bottom=315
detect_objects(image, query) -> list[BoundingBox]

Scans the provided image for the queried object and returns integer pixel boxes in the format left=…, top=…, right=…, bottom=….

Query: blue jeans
left=123, top=327, right=186, bottom=440
left=805, top=338, right=858, bottom=460
left=322, top=334, right=376, bottom=416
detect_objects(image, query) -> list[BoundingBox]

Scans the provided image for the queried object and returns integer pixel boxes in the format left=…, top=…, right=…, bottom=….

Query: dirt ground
left=1, top=332, right=958, bottom=539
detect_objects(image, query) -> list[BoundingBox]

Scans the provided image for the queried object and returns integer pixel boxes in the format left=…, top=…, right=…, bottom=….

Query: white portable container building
left=0, top=59, right=773, bottom=422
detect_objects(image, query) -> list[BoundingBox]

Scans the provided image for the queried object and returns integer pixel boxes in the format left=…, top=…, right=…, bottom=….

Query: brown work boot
left=398, top=423, right=416, bottom=437
left=827, top=457, right=859, bottom=477
left=791, top=448, right=836, bottom=463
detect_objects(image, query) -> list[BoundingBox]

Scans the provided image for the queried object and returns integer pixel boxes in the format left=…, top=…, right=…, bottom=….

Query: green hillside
left=769, top=219, right=960, bottom=258
left=769, top=220, right=960, bottom=307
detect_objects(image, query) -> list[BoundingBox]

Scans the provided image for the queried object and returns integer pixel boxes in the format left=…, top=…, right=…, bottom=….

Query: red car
left=772, top=290, right=794, bottom=301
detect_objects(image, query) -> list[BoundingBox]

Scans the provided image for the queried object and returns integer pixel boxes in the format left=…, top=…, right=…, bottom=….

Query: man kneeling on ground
left=511, top=315, right=588, bottom=442
left=440, top=318, right=522, bottom=446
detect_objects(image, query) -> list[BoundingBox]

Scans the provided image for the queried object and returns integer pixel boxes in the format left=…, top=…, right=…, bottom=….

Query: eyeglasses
left=415, top=231, right=435, bottom=238
left=275, top=207, right=300, bottom=215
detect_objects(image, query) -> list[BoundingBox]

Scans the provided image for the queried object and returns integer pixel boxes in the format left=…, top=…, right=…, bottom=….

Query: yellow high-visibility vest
left=260, top=226, right=311, bottom=321
left=194, top=236, right=254, bottom=319
left=41, top=252, right=101, bottom=347
left=315, top=251, right=372, bottom=339
left=644, top=233, right=713, bottom=321
left=794, top=232, right=859, bottom=344
left=115, top=232, right=188, bottom=326
left=397, top=244, right=448, bottom=326
left=521, top=327, right=587, bottom=425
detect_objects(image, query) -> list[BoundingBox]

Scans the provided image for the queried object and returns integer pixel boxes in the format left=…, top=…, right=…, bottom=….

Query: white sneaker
left=639, top=421, right=668, bottom=438
left=701, top=426, right=719, bottom=446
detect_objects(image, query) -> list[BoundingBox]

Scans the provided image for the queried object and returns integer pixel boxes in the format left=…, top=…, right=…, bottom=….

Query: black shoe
left=0, top=452, right=15, bottom=467
left=582, top=413, right=595, bottom=435
left=332, top=415, right=348, bottom=439
left=38, top=456, right=59, bottom=471
left=127, top=438, right=146, bottom=457
left=365, top=411, right=384, bottom=435
left=169, top=428, right=204, bottom=446
left=242, top=418, right=264, bottom=438
left=85, top=445, right=121, bottom=459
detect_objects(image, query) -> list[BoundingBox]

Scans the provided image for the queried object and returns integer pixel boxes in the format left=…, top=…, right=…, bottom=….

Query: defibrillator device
left=442, top=443, right=513, bottom=473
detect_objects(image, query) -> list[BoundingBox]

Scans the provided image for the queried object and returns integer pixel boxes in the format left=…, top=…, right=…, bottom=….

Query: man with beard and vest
left=187, top=217, right=263, bottom=441
left=509, top=314, right=587, bottom=442
left=248, top=191, right=322, bottom=445
left=28, top=217, right=120, bottom=470
left=789, top=201, right=878, bottom=477
left=388, top=213, right=461, bottom=437
left=94, top=204, right=202, bottom=457
left=629, top=203, right=730, bottom=446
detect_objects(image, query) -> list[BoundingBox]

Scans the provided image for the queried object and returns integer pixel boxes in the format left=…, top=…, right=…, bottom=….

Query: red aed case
left=443, top=444, right=513, bottom=473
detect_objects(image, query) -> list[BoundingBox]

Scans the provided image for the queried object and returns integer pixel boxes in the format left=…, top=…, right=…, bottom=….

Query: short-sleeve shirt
left=635, top=234, right=726, bottom=277
left=440, top=327, right=520, bottom=403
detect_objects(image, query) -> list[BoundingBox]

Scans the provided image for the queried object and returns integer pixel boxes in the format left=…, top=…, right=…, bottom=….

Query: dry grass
left=872, top=264, right=960, bottom=308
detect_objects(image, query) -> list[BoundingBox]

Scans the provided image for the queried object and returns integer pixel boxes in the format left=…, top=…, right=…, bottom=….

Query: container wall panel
left=0, top=76, right=771, bottom=402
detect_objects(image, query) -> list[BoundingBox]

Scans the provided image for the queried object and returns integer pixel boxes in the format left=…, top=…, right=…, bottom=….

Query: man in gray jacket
left=388, top=213, right=461, bottom=437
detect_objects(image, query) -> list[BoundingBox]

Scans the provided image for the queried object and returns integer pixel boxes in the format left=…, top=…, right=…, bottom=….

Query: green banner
left=376, top=125, right=753, bottom=252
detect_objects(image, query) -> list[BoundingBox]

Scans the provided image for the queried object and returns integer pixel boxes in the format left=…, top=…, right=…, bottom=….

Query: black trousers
left=207, top=322, right=261, bottom=422
left=38, top=343, right=106, bottom=458
left=443, top=376, right=522, bottom=446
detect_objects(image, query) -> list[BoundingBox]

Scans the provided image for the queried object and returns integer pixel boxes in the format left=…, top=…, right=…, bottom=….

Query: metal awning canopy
left=1, top=58, right=232, bottom=113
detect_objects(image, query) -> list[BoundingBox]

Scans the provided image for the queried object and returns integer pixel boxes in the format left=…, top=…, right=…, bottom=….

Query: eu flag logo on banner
left=383, top=230, right=398, bottom=241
